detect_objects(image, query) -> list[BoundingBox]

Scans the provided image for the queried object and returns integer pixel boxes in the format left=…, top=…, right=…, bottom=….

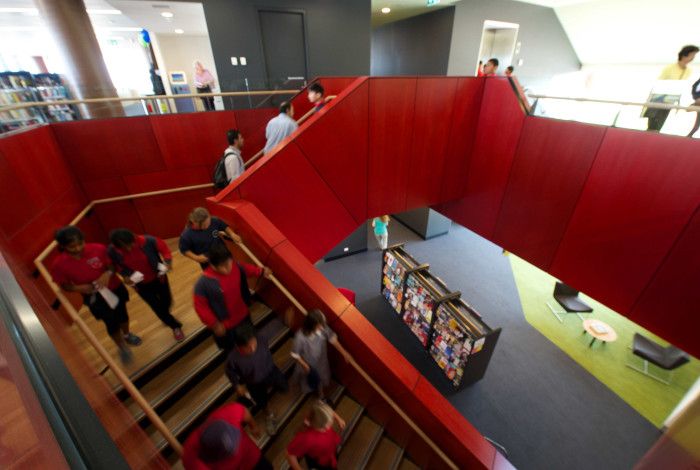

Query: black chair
left=627, top=333, right=690, bottom=385
left=546, top=282, right=593, bottom=322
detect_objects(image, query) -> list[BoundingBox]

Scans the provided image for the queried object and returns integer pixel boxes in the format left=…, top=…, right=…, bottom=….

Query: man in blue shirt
left=179, top=207, right=242, bottom=269
left=264, top=101, right=298, bottom=154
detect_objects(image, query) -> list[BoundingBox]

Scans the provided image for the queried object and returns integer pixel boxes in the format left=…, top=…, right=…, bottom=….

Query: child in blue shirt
left=372, top=215, right=390, bottom=250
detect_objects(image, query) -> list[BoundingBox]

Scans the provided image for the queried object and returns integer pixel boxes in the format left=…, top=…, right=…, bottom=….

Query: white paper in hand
left=98, top=287, right=120, bottom=309
left=157, top=263, right=168, bottom=275
left=130, top=271, right=145, bottom=284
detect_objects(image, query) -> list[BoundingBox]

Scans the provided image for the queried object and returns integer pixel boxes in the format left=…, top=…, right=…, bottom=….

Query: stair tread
left=334, top=395, right=364, bottom=441
left=147, top=362, right=231, bottom=449
left=398, top=458, right=421, bottom=470
left=365, top=437, right=403, bottom=470
left=110, top=301, right=272, bottom=393
left=124, top=339, right=222, bottom=418
left=337, top=416, right=383, bottom=469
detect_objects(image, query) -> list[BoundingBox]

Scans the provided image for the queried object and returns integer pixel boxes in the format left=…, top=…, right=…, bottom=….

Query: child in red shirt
left=108, top=228, right=185, bottom=342
left=50, top=226, right=141, bottom=363
left=286, top=401, right=345, bottom=470
left=193, top=243, right=271, bottom=351
left=182, top=402, right=271, bottom=470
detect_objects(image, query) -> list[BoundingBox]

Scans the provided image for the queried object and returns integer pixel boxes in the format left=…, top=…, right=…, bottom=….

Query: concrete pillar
left=35, top=0, right=123, bottom=118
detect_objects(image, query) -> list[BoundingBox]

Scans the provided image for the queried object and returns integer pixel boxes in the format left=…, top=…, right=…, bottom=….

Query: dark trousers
left=136, top=278, right=181, bottom=329
left=253, top=457, right=273, bottom=470
left=247, top=366, right=288, bottom=411
left=197, top=86, right=215, bottom=111
left=304, top=456, right=336, bottom=470
left=85, top=284, right=129, bottom=336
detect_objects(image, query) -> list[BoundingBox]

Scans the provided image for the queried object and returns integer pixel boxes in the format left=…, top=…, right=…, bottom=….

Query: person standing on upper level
left=482, top=58, right=499, bottom=77
left=687, top=77, right=700, bottom=138
left=179, top=207, right=242, bottom=269
left=193, top=244, right=271, bottom=351
left=646, top=45, right=699, bottom=132
left=194, top=61, right=216, bottom=111
left=264, top=101, right=298, bottom=154
left=108, top=228, right=185, bottom=342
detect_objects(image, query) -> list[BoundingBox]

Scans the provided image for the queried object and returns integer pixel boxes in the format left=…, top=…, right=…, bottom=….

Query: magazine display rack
left=380, top=245, right=501, bottom=388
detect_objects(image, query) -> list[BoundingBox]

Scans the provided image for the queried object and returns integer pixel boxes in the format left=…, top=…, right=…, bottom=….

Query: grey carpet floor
left=315, top=220, right=659, bottom=470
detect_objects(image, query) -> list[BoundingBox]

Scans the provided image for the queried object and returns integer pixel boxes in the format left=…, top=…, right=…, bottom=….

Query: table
left=582, top=319, right=617, bottom=347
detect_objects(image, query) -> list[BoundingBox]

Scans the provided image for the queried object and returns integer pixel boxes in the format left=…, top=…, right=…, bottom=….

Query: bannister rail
left=31, top=181, right=461, bottom=468
left=0, top=89, right=298, bottom=113
left=527, top=93, right=700, bottom=112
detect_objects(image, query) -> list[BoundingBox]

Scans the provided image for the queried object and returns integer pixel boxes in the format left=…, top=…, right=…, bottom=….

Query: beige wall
left=152, top=33, right=221, bottom=111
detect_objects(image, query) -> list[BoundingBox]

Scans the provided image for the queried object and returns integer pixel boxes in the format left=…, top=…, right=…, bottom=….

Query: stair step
left=146, top=362, right=231, bottom=451
left=109, top=301, right=273, bottom=394
left=268, top=381, right=345, bottom=470
left=337, top=416, right=383, bottom=470
left=398, top=458, right=421, bottom=470
left=365, top=437, right=404, bottom=470
left=125, top=339, right=222, bottom=420
left=335, top=395, right=364, bottom=443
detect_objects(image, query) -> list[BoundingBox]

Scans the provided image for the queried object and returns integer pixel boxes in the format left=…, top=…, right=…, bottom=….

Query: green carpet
left=508, top=254, right=700, bottom=428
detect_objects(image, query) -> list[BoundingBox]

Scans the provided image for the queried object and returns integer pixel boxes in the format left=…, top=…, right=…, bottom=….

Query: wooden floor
left=67, top=239, right=205, bottom=387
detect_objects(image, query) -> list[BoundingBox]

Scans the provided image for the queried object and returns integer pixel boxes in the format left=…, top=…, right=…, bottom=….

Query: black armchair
left=627, top=333, right=689, bottom=384
left=546, top=282, right=593, bottom=322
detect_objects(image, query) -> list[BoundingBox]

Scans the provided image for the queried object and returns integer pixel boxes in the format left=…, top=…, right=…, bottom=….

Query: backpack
left=212, top=150, right=234, bottom=189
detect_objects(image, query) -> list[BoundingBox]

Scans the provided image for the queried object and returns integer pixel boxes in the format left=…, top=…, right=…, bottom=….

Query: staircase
left=111, top=299, right=420, bottom=469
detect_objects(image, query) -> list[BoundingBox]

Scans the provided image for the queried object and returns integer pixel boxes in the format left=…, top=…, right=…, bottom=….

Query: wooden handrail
left=0, top=90, right=297, bottom=113
left=527, top=93, right=700, bottom=112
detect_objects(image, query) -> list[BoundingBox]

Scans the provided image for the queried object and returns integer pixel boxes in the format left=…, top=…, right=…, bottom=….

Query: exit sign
left=427, top=0, right=441, bottom=5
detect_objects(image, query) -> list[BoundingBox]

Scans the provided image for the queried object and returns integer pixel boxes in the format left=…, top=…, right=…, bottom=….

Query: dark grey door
left=258, top=10, right=308, bottom=89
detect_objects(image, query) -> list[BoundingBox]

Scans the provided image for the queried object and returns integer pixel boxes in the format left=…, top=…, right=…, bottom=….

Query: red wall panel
left=439, top=78, right=525, bottom=238
left=132, top=188, right=213, bottom=239
left=629, top=208, right=700, bottom=354
left=551, top=129, right=700, bottom=314
left=53, top=117, right=165, bottom=179
left=406, top=78, right=459, bottom=208
left=149, top=110, right=237, bottom=169
left=295, top=79, right=369, bottom=223
left=440, top=77, right=485, bottom=203
left=493, top=118, right=606, bottom=269
left=367, top=78, right=417, bottom=216
left=237, top=143, right=358, bottom=262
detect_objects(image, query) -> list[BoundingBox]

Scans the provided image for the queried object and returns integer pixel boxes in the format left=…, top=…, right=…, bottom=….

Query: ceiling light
left=161, top=11, right=174, bottom=18
left=174, top=28, right=184, bottom=34
left=99, top=27, right=142, bottom=32
left=381, top=7, right=391, bottom=14
left=87, top=9, right=122, bottom=15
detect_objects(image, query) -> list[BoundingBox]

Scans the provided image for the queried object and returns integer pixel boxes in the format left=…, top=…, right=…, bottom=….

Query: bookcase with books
left=380, top=245, right=501, bottom=388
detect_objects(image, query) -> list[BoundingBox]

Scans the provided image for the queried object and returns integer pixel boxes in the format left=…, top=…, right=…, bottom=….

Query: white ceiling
left=0, top=0, right=208, bottom=36
left=511, top=0, right=598, bottom=6
left=554, top=0, right=700, bottom=65
left=371, top=0, right=461, bottom=27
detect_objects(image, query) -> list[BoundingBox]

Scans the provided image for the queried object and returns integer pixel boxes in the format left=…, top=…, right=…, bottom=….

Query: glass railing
left=529, top=94, right=700, bottom=138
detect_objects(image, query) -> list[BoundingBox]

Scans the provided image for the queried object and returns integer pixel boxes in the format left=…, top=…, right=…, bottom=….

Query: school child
left=108, top=228, right=184, bottom=342
left=371, top=215, right=390, bottom=250
left=50, top=226, right=141, bottom=363
left=193, top=244, right=272, bottom=351
left=291, top=309, right=351, bottom=399
left=286, top=401, right=345, bottom=470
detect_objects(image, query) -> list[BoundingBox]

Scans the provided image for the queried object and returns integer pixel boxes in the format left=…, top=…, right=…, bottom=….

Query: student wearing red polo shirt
left=108, top=228, right=185, bottom=342
left=182, top=402, right=272, bottom=470
left=286, top=401, right=345, bottom=470
left=51, top=226, right=141, bottom=363
left=193, top=243, right=271, bottom=351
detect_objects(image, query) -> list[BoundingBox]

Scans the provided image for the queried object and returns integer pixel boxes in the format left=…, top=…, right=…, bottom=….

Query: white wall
left=152, top=33, right=221, bottom=111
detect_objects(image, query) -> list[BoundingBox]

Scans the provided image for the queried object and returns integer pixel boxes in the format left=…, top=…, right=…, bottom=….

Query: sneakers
left=119, top=347, right=133, bottom=364
left=123, top=332, right=142, bottom=346
left=266, top=411, right=277, bottom=436
left=173, top=328, right=185, bottom=342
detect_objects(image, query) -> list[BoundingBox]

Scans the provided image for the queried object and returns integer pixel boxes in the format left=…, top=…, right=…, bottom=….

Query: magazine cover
left=382, top=251, right=406, bottom=314
left=402, top=273, right=435, bottom=347
left=429, top=304, right=474, bottom=386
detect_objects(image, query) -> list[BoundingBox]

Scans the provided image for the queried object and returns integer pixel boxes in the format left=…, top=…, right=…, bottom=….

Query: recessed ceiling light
left=381, top=7, right=391, bottom=14
left=174, top=29, right=184, bottom=34
left=87, top=9, right=122, bottom=15
left=161, top=11, right=174, bottom=18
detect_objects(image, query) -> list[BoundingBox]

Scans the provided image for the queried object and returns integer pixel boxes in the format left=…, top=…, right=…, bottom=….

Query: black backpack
left=213, top=150, right=234, bottom=189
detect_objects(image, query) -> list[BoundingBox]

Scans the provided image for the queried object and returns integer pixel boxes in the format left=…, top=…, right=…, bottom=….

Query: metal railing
left=31, top=182, right=461, bottom=468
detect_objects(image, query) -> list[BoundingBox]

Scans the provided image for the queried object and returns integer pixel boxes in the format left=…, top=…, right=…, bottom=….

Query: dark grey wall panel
left=202, top=0, right=370, bottom=98
left=447, top=0, right=580, bottom=90
left=371, top=7, right=456, bottom=76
